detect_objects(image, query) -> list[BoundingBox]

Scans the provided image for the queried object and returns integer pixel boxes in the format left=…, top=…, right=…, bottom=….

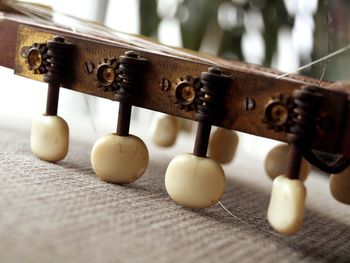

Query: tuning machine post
left=165, top=67, right=232, bottom=208
left=267, top=86, right=323, bottom=235
left=91, top=51, right=149, bottom=184
left=27, top=36, right=74, bottom=162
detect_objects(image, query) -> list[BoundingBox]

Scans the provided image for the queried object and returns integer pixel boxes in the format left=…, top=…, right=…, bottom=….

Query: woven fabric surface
left=0, top=126, right=350, bottom=263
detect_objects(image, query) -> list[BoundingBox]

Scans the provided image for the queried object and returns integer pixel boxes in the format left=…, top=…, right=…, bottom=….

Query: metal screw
left=53, top=35, right=65, bottom=42
left=244, top=97, right=255, bottom=111
left=208, top=66, right=222, bottom=75
left=84, top=61, right=95, bottom=74
left=160, top=78, right=171, bottom=91
left=125, top=50, right=138, bottom=58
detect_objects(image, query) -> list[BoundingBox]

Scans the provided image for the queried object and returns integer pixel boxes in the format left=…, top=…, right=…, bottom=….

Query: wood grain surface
left=0, top=12, right=349, bottom=157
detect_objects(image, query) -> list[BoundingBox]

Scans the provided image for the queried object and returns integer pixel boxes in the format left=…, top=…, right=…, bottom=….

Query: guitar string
left=69, top=20, right=99, bottom=134
left=276, top=44, right=350, bottom=80
left=316, top=2, right=330, bottom=88
left=218, top=201, right=284, bottom=237
left=83, top=96, right=98, bottom=134
left=218, top=4, right=337, bottom=237
left=277, top=2, right=350, bottom=83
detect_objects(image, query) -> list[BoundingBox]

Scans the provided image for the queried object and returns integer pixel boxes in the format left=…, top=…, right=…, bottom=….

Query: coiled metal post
left=116, top=51, right=148, bottom=136
left=44, top=36, right=74, bottom=116
left=193, top=67, right=231, bottom=157
left=286, top=86, right=323, bottom=179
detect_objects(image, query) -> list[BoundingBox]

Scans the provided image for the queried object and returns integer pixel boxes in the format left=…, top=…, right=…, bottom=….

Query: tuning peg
left=165, top=67, right=231, bottom=208
left=149, top=113, right=180, bottom=147
left=267, top=86, right=322, bottom=235
left=330, top=166, right=350, bottom=204
left=266, top=145, right=309, bottom=235
left=29, top=36, right=73, bottom=162
left=91, top=133, right=148, bottom=183
left=165, top=153, right=225, bottom=208
left=267, top=175, right=306, bottom=235
left=208, top=127, right=239, bottom=164
left=265, top=144, right=311, bottom=181
left=31, top=115, right=69, bottom=162
left=91, top=51, right=149, bottom=184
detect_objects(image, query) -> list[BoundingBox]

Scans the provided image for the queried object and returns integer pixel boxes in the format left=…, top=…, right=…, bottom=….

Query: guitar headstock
left=0, top=1, right=349, bottom=236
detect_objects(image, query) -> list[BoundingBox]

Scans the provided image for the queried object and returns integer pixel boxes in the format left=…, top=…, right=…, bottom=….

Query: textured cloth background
left=0, top=126, right=350, bottom=263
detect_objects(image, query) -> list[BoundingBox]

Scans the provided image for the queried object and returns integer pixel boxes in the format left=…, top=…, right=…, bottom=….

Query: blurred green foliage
left=139, top=0, right=350, bottom=81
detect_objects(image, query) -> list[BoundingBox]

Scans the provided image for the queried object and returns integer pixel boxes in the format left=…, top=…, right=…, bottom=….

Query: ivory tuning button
left=267, top=86, right=323, bottom=235
left=149, top=114, right=180, bottom=147
left=267, top=175, right=306, bottom=235
left=208, top=127, right=239, bottom=164
left=30, top=36, right=73, bottom=162
left=330, top=166, right=350, bottom=205
left=165, top=153, right=225, bottom=208
left=91, top=133, right=148, bottom=184
left=91, top=51, right=149, bottom=184
left=264, top=144, right=311, bottom=181
left=165, top=67, right=231, bottom=208
left=31, top=115, right=69, bottom=162
left=267, top=136, right=308, bottom=235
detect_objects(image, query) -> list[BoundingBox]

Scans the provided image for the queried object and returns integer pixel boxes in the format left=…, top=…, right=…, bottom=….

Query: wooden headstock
left=1, top=5, right=349, bottom=235
left=0, top=12, right=348, bottom=156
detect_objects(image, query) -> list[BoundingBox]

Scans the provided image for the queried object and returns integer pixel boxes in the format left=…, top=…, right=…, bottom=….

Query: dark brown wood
left=193, top=122, right=211, bottom=157
left=286, top=145, right=303, bottom=180
left=0, top=19, right=17, bottom=69
left=116, top=102, right=131, bottom=136
left=45, top=84, right=59, bottom=116
left=0, top=13, right=349, bottom=157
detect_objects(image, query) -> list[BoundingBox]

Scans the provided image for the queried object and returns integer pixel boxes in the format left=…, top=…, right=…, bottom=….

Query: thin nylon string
left=276, top=44, right=350, bottom=80
left=83, top=96, right=98, bottom=134
left=278, top=1, right=348, bottom=83
left=65, top=21, right=98, bottom=135
left=220, top=3, right=347, bottom=238
left=317, top=3, right=331, bottom=87
left=218, top=201, right=283, bottom=237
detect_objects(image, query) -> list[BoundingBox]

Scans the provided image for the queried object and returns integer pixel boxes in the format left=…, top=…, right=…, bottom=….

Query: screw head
left=160, top=78, right=171, bottom=91
left=208, top=67, right=222, bottom=75
left=265, top=102, right=289, bottom=126
left=244, top=97, right=255, bottom=111
left=27, top=48, right=43, bottom=70
left=96, top=64, right=116, bottom=87
left=124, top=50, right=138, bottom=58
left=84, top=61, right=95, bottom=74
left=53, top=35, right=65, bottom=42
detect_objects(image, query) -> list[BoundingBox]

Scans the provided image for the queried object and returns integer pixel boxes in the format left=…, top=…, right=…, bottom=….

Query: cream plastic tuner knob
left=31, top=115, right=69, bottom=162
left=267, top=175, right=306, bottom=235
left=208, top=128, right=239, bottom=164
left=165, top=153, right=225, bottom=208
left=91, top=133, right=149, bottom=184
left=149, top=114, right=180, bottom=147
left=330, top=166, right=350, bottom=205
left=265, top=144, right=311, bottom=181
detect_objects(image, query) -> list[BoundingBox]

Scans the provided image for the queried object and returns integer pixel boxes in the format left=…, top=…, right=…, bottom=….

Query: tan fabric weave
left=0, top=127, right=350, bottom=263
